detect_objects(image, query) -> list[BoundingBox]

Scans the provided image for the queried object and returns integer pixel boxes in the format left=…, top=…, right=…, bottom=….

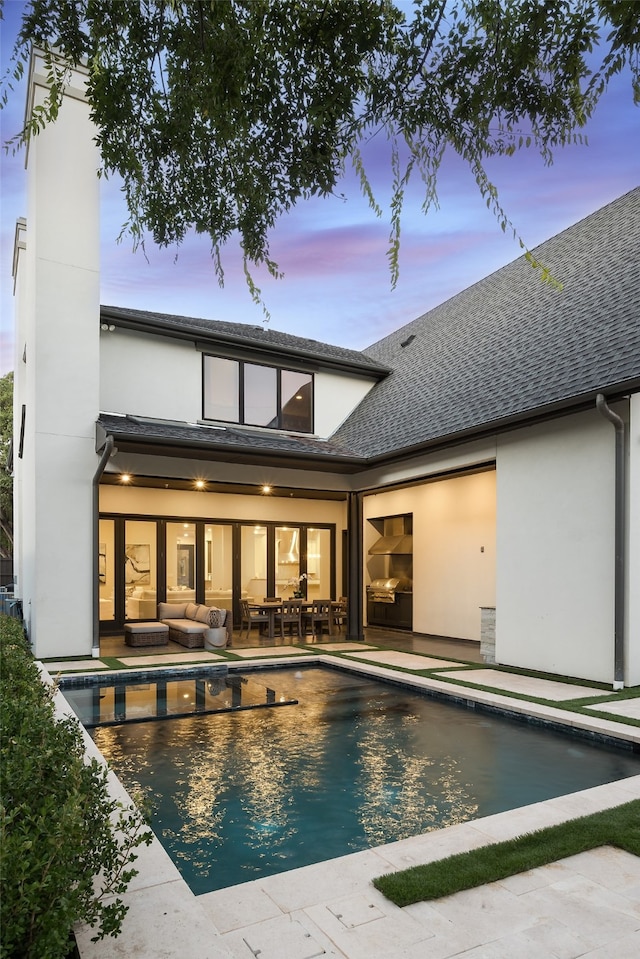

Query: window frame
left=202, top=354, right=314, bottom=433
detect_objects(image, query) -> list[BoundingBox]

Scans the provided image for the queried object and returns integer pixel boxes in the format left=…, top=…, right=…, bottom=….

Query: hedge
left=0, top=615, right=152, bottom=959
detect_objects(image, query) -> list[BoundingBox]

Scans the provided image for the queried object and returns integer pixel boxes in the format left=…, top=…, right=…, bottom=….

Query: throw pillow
left=208, top=607, right=227, bottom=628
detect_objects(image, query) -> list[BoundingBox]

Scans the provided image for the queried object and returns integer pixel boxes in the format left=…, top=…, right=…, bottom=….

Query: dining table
left=247, top=599, right=343, bottom=640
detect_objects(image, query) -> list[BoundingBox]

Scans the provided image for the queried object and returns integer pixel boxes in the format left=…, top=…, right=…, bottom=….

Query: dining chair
left=274, top=599, right=303, bottom=639
left=332, top=597, right=348, bottom=633
left=303, top=599, right=332, bottom=640
left=239, top=599, right=269, bottom=639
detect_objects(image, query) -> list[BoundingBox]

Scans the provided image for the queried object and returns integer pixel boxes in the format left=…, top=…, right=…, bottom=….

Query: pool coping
left=42, top=656, right=640, bottom=958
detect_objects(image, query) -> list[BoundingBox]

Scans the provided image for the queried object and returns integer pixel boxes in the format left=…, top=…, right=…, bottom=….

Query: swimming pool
left=73, top=665, right=640, bottom=894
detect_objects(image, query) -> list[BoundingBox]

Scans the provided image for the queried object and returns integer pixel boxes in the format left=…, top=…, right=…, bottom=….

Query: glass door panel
left=276, top=526, right=301, bottom=598
left=307, top=528, right=331, bottom=600
left=124, top=520, right=157, bottom=620
left=241, top=525, right=268, bottom=603
left=166, top=522, right=196, bottom=605
left=205, top=524, right=233, bottom=613
left=98, top=519, right=114, bottom=621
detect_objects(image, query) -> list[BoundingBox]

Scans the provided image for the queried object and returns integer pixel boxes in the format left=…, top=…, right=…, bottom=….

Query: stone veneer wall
left=480, top=606, right=496, bottom=663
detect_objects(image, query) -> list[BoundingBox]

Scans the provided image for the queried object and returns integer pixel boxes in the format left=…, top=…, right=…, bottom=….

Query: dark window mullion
left=239, top=362, right=245, bottom=424
left=195, top=523, right=205, bottom=605
left=157, top=519, right=167, bottom=603
left=266, top=525, right=276, bottom=597
left=276, top=370, right=282, bottom=429
left=200, top=354, right=205, bottom=420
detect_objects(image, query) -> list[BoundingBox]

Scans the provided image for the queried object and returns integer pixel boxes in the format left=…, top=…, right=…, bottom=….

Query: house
left=11, top=53, right=640, bottom=685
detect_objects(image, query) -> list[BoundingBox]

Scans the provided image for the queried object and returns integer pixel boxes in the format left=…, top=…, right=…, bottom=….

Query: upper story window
left=203, top=356, right=313, bottom=433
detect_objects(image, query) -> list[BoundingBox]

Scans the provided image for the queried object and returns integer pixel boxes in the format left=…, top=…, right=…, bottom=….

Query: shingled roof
left=100, top=305, right=390, bottom=378
left=333, top=187, right=640, bottom=460
left=98, top=189, right=639, bottom=472
left=97, top=412, right=365, bottom=473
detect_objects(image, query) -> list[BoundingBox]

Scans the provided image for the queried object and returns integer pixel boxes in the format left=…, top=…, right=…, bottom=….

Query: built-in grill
left=366, top=515, right=413, bottom=629
left=367, top=577, right=400, bottom=604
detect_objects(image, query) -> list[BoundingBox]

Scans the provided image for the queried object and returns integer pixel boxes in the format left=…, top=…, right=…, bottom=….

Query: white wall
left=12, top=220, right=27, bottom=598
left=104, top=449, right=355, bottom=494
left=99, top=327, right=378, bottom=438
left=100, top=329, right=200, bottom=421
left=356, top=438, right=498, bottom=490
left=363, top=470, right=496, bottom=641
left=315, top=372, right=375, bottom=437
left=14, top=54, right=100, bottom=659
left=99, top=484, right=347, bottom=530
left=627, top=393, right=640, bottom=686
left=496, top=409, right=619, bottom=683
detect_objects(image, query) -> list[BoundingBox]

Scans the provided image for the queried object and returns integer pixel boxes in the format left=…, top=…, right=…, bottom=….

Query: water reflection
left=355, top=712, right=478, bottom=846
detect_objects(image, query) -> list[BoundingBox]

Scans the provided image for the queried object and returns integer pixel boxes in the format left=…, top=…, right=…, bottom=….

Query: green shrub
left=0, top=615, right=152, bottom=959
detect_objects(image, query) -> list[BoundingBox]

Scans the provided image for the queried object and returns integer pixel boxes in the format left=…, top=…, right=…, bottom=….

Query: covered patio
left=96, top=626, right=485, bottom=667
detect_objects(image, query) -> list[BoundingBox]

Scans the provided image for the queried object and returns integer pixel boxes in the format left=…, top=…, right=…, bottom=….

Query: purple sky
left=1, top=0, right=638, bottom=377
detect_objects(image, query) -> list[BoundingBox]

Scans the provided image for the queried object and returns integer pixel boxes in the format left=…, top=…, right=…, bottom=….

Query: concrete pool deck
left=46, top=643, right=640, bottom=959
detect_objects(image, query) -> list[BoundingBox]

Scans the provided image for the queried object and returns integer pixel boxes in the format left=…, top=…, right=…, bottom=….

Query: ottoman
left=124, top=622, right=169, bottom=647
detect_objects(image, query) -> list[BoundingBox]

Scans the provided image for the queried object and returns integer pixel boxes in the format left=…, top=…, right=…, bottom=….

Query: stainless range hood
left=368, top=516, right=413, bottom=555
left=368, top=533, right=413, bottom=555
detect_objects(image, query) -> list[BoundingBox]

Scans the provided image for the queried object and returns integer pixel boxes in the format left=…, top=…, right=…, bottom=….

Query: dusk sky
left=1, top=0, right=638, bottom=378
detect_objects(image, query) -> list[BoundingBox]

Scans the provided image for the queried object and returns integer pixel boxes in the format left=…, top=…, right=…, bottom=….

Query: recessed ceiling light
left=261, top=485, right=272, bottom=494
left=120, top=473, right=131, bottom=484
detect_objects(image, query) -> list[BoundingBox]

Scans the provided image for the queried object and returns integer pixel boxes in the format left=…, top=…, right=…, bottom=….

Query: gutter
left=92, top=435, right=115, bottom=657
left=595, top=394, right=626, bottom=690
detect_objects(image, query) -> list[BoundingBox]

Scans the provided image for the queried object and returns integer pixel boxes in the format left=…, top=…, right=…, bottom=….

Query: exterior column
left=12, top=50, right=100, bottom=658
left=346, top=491, right=364, bottom=640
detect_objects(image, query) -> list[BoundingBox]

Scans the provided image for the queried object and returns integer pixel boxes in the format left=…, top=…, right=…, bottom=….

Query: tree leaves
left=1, top=0, right=637, bottom=292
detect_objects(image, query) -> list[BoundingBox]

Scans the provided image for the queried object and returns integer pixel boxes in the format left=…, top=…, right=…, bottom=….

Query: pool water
left=90, top=666, right=640, bottom=894
left=62, top=668, right=297, bottom=726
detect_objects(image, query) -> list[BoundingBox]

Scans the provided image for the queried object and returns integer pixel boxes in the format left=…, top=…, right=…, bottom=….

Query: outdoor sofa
left=158, top=601, right=232, bottom=649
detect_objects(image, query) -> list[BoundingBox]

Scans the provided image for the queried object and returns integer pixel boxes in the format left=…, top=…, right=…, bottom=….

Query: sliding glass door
left=99, top=514, right=335, bottom=631
left=124, top=520, right=157, bottom=621
left=205, top=524, right=233, bottom=612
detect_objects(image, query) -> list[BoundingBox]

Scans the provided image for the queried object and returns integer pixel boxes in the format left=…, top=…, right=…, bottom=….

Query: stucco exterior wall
left=495, top=408, right=619, bottom=683
left=315, top=373, right=375, bottom=437
left=363, top=470, right=496, bottom=642
left=13, top=56, right=100, bottom=659
left=99, top=329, right=200, bottom=421
left=99, top=327, right=377, bottom=438
left=355, top=438, right=497, bottom=490
left=627, top=393, right=640, bottom=686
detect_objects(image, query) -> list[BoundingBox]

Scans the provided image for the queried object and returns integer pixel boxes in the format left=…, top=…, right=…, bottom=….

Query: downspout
left=92, top=435, right=115, bottom=657
left=595, top=394, right=625, bottom=690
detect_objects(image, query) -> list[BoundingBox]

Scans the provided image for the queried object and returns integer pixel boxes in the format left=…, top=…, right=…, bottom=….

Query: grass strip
left=373, top=799, right=640, bottom=907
